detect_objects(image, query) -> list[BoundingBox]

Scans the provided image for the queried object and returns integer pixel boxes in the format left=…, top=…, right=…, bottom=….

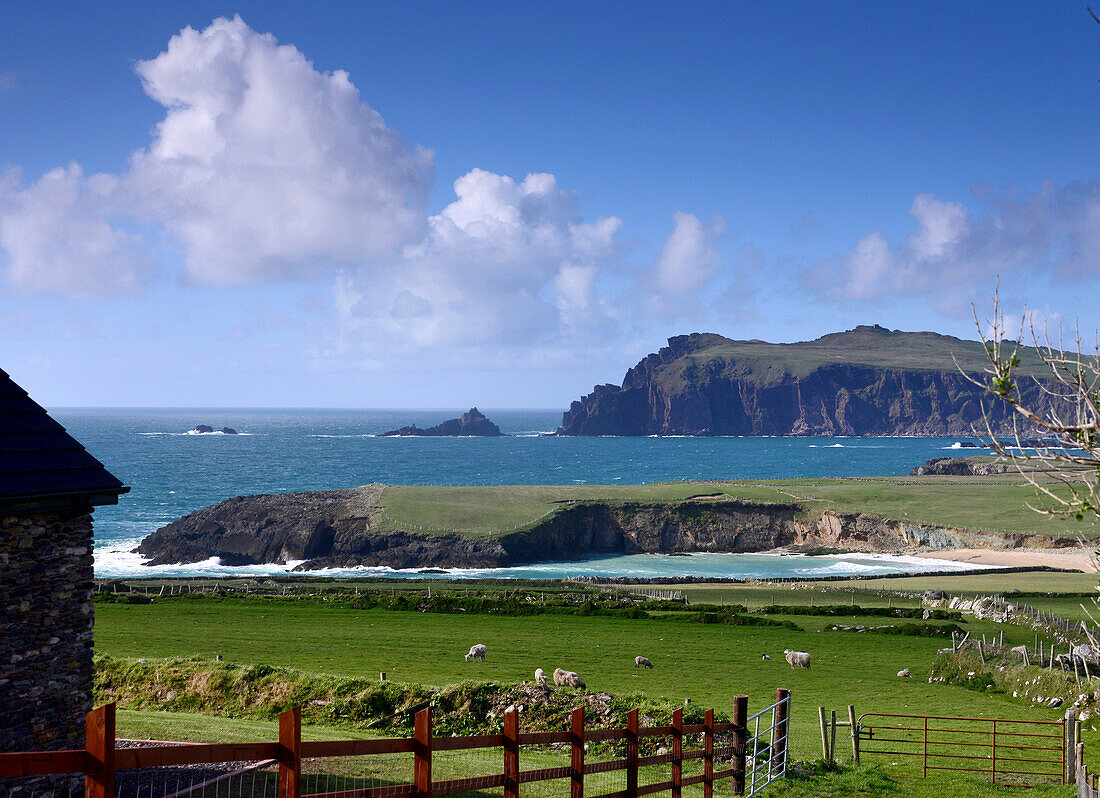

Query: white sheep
left=465, top=643, right=487, bottom=662
left=897, top=668, right=911, bottom=678
left=634, top=656, right=654, bottom=669
left=761, top=654, right=772, bottom=661
left=783, top=649, right=811, bottom=669
left=534, top=668, right=547, bottom=685
left=553, top=668, right=586, bottom=689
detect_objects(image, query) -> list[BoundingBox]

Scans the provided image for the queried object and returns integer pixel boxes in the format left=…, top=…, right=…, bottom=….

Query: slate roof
left=0, top=367, right=127, bottom=508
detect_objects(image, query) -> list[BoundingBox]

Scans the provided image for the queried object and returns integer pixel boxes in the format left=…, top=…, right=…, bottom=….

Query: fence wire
left=300, top=751, right=410, bottom=798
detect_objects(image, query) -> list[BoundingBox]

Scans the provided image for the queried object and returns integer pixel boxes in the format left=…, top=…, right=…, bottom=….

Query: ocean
left=52, top=408, right=994, bottom=580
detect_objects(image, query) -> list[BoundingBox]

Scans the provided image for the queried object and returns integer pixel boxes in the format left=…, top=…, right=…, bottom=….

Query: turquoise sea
left=53, top=409, right=995, bottom=580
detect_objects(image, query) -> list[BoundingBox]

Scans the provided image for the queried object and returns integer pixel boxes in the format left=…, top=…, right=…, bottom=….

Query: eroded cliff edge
left=136, top=487, right=1071, bottom=571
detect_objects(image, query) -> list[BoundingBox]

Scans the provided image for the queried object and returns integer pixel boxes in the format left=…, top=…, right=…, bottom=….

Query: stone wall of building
left=1, top=510, right=95, bottom=756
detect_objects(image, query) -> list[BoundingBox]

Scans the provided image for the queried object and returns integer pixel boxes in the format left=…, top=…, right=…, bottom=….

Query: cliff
left=381, top=407, right=503, bottom=437
left=136, top=487, right=1071, bottom=571
left=557, top=326, right=1054, bottom=436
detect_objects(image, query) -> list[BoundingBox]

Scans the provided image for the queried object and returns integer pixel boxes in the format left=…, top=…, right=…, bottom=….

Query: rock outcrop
left=137, top=487, right=1072, bottom=571
left=381, top=408, right=503, bottom=437
left=557, top=327, right=1056, bottom=436
left=135, top=486, right=512, bottom=569
left=909, top=457, right=1017, bottom=476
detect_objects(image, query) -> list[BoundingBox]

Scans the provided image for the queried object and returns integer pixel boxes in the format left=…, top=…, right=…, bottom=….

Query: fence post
left=85, top=703, right=115, bottom=798
left=1067, top=709, right=1077, bottom=785
left=414, top=706, right=432, bottom=798
left=731, top=695, right=747, bottom=796
left=818, top=707, right=829, bottom=760
left=773, top=689, right=790, bottom=775
left=277, top=706, right=301, bottom=798
left=847, top=705, right=859, bottom=764
left=504, top=708, right=519, bottom=798
left=671, top=708, right=683, bottom=798
left=627, top=708, right=639, bottom=798
left=570, top=707, right=585, bottom=798
left=703, top=708, right=714, bottom=798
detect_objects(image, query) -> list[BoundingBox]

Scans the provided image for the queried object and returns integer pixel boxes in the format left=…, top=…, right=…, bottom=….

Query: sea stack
left=381, top=407, right=504, bottom=437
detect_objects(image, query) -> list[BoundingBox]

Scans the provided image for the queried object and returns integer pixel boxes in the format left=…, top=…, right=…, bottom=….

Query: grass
left=377, top=483, right=742, bottom=536
left=92, top=596, right=1065, bottom=760
left=372, top=474, right=1100, bottom=540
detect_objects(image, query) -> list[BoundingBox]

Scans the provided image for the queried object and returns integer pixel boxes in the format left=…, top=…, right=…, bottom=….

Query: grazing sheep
left=783, top=649, right=811, bottom=669
left=534, top=668, right=547, bottom=685
left=465, top=644, right=487, bottom=662
left=553, top=667, right=587, bottom=689
left=634, top=656, right=654, bottom=669
left=761, top=654, right=772, bottom=661
left=897, top=668, right=911, bottom=678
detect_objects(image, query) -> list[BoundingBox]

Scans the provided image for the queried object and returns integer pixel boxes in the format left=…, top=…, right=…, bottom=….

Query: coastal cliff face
left=136, top=488, right=1069, bottom=571
left=558, top=327, right=1053, bottom=436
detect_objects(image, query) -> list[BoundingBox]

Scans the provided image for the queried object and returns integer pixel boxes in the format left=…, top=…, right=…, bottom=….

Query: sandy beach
left=913, top=547, right=1097, bottom=573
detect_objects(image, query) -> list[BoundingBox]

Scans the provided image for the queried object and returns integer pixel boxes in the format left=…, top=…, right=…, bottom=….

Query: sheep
left=783, top=649, right=811, bottom=669
left=897, top=668, right=911, bottom=678
left=761, top=654, right=772, bottom=661
left=465, top=643, right=487, bottom=662
left=534, top=668, right=547, bottom=685
left=634, top=656, right=654, bottom=669
left=553, top=667, right=586, bottom=689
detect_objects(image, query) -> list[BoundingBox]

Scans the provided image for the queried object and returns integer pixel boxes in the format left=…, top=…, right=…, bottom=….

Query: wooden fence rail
left=0, top=690, right=791, bottom=798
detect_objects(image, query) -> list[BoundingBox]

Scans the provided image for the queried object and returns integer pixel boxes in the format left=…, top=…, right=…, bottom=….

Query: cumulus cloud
left=0, top=164, right=150, bottom=295
left=808, top=183, right=1100, bottom=312
left=0, top=16, right=431, bottom=294
left=638, top=211, right=724, bottom=320
left=652, top=211, right=724, bottom=294
left=126, top=16, right=431, bottom=284
left=335, top=169, right=622, bottom=353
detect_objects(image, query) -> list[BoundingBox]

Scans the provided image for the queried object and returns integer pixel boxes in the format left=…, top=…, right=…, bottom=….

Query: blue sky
left=2, top=1, right=1098, bottom=408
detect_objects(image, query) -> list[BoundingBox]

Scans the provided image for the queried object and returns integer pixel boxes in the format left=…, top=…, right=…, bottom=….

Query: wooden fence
left=0, top=690, right=790, bottom=798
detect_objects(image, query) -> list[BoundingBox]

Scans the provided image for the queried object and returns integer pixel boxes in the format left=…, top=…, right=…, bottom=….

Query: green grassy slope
left=658, top=326, right=1049, bottom=386
left=376, top=476, right=1099, bottom=540
left=92, top=598, right=1060, bottom=750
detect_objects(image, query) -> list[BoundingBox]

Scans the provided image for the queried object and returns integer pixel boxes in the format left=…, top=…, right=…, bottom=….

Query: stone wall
left=1, top=510, right=95, bottom=756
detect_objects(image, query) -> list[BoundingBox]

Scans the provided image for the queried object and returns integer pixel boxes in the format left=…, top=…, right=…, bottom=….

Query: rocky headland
left=136, top=484, right=1073, bottom=572
left=909, top=457, right=1018, bottom=477
left=380, top=408, right=503, bottom=437
left=557, top=326, right=1055, bottom=436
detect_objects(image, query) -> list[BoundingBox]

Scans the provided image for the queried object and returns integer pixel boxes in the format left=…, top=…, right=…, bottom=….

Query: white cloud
left=0, top=164, right=149, bottom=295
left=0, top=16, right=431, bottom=295
left=126, top=15, right=432, bottom=285
left=809, top=182, right=1100, bottom=312
left=335, top=169, right=622, bottom=354
left=652, top=211, right=723, bottom=295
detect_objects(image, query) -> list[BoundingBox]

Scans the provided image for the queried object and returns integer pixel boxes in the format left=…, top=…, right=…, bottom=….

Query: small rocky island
left=380, top=407, right=503, bottom=437
left=189, top=425, right=237, bottom=435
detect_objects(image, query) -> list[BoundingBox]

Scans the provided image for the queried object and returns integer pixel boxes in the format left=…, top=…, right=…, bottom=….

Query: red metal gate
left=856, top=712, right=1066, bottom=786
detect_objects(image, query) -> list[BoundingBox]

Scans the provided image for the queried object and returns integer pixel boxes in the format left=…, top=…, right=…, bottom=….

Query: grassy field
left=375, top=475, right=1100, bottom=539
left=377, top=483, right=728, bottom=536
left=92, top=597, right=1060, bottom=751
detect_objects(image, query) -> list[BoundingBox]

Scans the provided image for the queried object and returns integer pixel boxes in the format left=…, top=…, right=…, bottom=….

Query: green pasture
left=377, top=483, right=736, bottom=536
left=92, top=598, right=1060, bottom=752
left=375, top=476, right=1100, bottom=539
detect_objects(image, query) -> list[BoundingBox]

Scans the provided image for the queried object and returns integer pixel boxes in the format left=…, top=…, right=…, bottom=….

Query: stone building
left=1, top=368, right=127, bottom=755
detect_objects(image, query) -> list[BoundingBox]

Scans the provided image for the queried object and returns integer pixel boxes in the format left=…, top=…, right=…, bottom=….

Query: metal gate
left=745, top=691, right=791, bottom=796
left=856, top=712, right=1066, bottom=786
